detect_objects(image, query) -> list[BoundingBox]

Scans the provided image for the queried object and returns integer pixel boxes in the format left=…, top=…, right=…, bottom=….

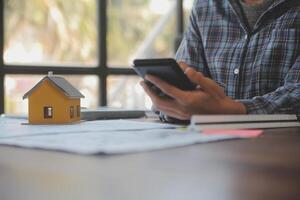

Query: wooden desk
left=0, top=128, right=300, bottom=200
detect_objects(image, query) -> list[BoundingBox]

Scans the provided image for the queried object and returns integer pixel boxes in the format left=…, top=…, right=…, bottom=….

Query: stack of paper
left=0, top=118, right=177, bottom=138
left=0, top=118, right=242, bottom=154
left=0, top=128, right=237, bottom=154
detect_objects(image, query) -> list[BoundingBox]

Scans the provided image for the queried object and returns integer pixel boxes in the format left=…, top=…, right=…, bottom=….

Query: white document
left=0, top=118, right=178, bottom=138
left=0, top=129, right=237, bottom=154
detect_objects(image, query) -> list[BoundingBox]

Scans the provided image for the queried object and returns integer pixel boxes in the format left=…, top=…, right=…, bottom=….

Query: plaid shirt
left=175, top=0, right=300, bottom=114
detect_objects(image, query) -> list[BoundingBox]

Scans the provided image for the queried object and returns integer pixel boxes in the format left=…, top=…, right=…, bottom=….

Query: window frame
left=0, top=0, right=185, bottom=114
left=70, top=106, right=74, bottom=119
left=77, top=105, right=80, bottom=117
left=44, top=106, right=53, bottom=119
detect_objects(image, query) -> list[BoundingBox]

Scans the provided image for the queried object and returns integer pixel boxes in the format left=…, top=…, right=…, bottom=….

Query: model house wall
left=23, top=75, right=84, bottom=124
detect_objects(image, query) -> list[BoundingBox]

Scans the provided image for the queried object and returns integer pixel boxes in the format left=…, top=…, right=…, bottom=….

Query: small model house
left=23, top=72, right=85, bottom=124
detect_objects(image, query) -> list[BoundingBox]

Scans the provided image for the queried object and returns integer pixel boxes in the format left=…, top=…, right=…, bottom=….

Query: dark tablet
left=133, top=58, right=196, bottom=98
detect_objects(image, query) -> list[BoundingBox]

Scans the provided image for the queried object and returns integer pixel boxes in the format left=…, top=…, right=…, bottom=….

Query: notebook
left=189, top=114, right=300, bottom=131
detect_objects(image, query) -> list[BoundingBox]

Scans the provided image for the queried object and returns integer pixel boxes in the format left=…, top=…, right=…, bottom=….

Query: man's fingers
left=155, top=104, right=191, bottom=120
left=184, top=68, right=226, bottom=98
left=145, top=75, right=187, bottom=102
left=155, top=102, right=191, bottom=120
left=153, top=103, right=191, bottom=120
left=140, top=81, right=174, bottom=108
left=140, top=81, right=190, bottom=120
left=140, top=81, right=160, bottom=103
left=184, top=67, right=204, bottom=85
left=178, top=62, right=190, bottom=72
left=160, top=109, right=191, bottom=120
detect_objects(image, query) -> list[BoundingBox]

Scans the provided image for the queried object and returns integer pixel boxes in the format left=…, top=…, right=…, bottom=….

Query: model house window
left=77, top=105, right=80, bottom=117
left=70, top=106, right=74, bottom=118
left=44, top=107, right=53, bottom=119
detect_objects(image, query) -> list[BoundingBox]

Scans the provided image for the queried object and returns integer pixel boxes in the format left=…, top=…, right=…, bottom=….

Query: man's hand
left=140, top=64, right=246, bottom=120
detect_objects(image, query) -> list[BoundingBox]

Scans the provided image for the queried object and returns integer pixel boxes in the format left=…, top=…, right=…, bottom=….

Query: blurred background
left=1, top=0, right=194, bottom=115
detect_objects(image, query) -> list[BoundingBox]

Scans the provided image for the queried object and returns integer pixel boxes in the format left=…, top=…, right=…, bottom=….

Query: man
left=140, top=0, right=300, bottom=121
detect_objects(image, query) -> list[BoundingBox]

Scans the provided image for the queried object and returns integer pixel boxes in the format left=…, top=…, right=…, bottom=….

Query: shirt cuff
left=237, top=99, right=268, bottom=114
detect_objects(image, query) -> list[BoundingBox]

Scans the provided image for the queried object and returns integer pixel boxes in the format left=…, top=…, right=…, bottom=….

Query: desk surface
left=0, top=127, right=300, bottom=200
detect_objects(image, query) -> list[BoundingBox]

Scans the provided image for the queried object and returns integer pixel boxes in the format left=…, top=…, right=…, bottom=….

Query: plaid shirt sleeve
left=175, top=3, right=210, bottom=77
left=239, top=55, right=300, bottom=114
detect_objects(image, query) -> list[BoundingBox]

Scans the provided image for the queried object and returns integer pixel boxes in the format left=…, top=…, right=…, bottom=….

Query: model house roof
left=23, top=75, right=85, bottom=99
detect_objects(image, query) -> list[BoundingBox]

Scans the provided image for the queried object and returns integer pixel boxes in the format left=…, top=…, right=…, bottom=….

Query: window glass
left=4, top=75, right=99, bottom=115
left=44, top=107, right=53, bottom=118
left=4, top=0, right=97, bottom=66
left=107, top=0, right=177, bottom=67
left=107, top=76, right=151, bottom=110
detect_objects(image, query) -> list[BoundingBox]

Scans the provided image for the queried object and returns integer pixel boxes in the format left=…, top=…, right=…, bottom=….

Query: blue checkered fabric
left=175, top=0, right=300, bottom=114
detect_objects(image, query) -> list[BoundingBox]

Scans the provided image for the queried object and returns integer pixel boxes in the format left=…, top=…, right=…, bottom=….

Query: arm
left=175, top=0, right=210, bottom=77
left=239, top=56, right=300, bottom=114
left=141, top=59, right=300, bottom=119
left=141, top=67, right=246, bottom=120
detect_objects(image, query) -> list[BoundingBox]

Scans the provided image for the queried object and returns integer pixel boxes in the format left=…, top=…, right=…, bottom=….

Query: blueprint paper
left=0, top=118, right=178, bottom=138
left=0, top=129, right=237, bottom=155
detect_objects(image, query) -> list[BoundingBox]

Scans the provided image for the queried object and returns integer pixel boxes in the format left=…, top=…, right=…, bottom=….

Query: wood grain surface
left=0, top=128, right=300, bottom=200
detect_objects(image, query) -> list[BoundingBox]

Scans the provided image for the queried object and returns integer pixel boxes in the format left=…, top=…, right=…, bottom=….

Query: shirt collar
left=268, top=0, right=289, bottom=10
left=228, top=0, right=293, bottom=32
